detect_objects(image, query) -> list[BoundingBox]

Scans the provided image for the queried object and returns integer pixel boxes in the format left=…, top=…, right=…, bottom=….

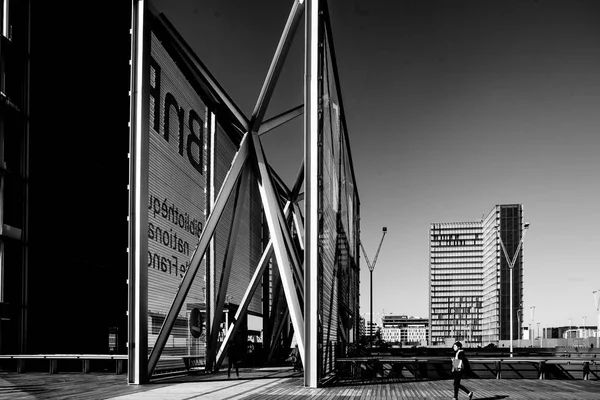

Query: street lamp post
left=517, top=307, right=522, bottom=348
left=498, top=222, right=530, bottom=357
left=593, top=290, right=600, bottom=349
left=360, top=227, right=387, bottom=348
left=568, top=317, right=573, bottom=343
left=530, top=306, right=535, bottom=347
left=569, top=317, right=572, bottom=337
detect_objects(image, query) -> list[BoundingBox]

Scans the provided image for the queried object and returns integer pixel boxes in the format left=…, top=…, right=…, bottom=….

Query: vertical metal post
left=517, top=309, right=521, bottom=349
left=207, top=112, right=217, bottom=367
left=304, top=0, right=319, bottom=388
left=530, top=306, right=535, bottom=348
left=593, top=290, right=600, bottom=349
left=509, top=265, right=513, bottom=356
left=499, top=222, right=529, bottom=357
left=529, top=323, right=532, bottom=346
left=129, top=0, right=150, bottom=384
left=370, top=270, right=373, bottom=348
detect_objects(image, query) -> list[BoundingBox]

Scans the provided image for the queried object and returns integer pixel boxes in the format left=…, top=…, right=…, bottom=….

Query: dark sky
left=149, top=0, right=600, bottom=328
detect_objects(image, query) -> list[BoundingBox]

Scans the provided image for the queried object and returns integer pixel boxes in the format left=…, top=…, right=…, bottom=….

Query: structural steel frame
left=129, top=0, right=355, bottom=387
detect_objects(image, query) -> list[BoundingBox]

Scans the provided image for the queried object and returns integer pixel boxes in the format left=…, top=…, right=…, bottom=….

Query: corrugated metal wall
left=317, top=28, right=360, bottom=382
left=147, top=32, right=208, bottom=365
left=145, top=26, right=264, bottom=371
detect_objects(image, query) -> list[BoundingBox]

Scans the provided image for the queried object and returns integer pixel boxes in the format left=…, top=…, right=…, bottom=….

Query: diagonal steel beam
left=292, top=203, right=305, bottom=251
left=213, top=198, right=291, bottom=369
left=251, top=0, right=305, bottom=127
left=238, top=0, right=306, bottom=366
left=268, top=165, right=292, bottom=200
left=258, top=104, right=304, bottom=136
left=246, top=0, right=305, bottom=293
left=215, top=239, right=275, bottom=369
left=155, top=14, right=249, bottom=131
left=264, top=164, right=304, bottom=300
left=213, top=187, right=302, bottom=368
left=147, top=134, right=250, bottom=377
left=206, top=166, right=250, bottom=370
left=253, top=138, right=305, bottom=363
left=290, top=161, right=304, bottom=200
left=268, top=308, right=290, bottom=362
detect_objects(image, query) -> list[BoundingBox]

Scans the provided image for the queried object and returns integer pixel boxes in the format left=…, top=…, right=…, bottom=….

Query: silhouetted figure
left=227, top=340, right=240, bottom=378
left=288, top=344, right=302, bottom=372
left=451, top=341, right=473, bottom=399
left=246, top=340, right=255, bottom=367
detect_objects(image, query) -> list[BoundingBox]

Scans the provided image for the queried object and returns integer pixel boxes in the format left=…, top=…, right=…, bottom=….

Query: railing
left=0, top=354, right=127, bottom=374
left=335, top=356, right=599, bottom=382
left=335, top=347, right=600, bottom=383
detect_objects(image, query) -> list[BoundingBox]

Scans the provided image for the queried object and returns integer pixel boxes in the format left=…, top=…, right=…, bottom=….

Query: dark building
left=0, top=0, right=131, bottom=357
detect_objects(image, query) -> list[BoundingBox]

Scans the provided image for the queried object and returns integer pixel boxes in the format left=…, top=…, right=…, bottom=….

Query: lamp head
left=382, top=227, right=387, bottom=232
left=524, top=222, right=530, bottom=230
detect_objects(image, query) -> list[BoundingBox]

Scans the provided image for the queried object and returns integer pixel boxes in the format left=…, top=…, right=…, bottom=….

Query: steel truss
left=130, top=0, right=355, bottom=387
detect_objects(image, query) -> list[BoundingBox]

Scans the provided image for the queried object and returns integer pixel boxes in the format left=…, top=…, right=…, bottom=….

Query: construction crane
left=359, top=227, right=387, bottom=347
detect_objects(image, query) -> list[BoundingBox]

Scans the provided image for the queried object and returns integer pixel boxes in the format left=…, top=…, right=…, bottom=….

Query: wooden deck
left=2, top=367, right=600, bottom=399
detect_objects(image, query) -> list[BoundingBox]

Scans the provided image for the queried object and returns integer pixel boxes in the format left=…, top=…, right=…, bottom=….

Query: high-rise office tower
left=429, top=205, right=525, bottom=346
left=481, top=204, right=525, bottom=344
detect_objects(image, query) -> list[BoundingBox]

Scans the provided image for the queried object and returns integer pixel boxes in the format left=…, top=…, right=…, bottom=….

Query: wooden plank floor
left=245, top=378, right=600, bottom=400
left=1, top=368, right=600, bottom=399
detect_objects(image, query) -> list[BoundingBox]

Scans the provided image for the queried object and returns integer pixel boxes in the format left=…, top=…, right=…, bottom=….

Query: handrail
left=0, top=354, right=127, bottom=359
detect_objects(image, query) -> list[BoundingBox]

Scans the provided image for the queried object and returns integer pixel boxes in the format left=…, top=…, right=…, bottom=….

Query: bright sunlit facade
left=429, top=205, right=525, bottom=347
left=429, top=222, right=483, bottom=346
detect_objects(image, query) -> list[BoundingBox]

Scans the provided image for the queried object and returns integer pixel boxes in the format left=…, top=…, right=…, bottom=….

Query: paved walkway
left=2, top=367, right=600, bottom=399
left=107, top=377, right=600, bottom=400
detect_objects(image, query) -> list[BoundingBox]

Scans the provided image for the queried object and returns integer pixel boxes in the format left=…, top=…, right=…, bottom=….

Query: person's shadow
left=474, top=396, right=509, bottom=400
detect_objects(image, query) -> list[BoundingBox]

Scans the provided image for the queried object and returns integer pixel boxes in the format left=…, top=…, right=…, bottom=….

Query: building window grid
left=430, top=206, right=523, bottom=346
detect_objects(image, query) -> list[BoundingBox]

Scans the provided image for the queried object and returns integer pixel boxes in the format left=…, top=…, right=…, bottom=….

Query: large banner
left=129, top=4, right=263, bottom=381
left=147, top=31, right=208, bottom=361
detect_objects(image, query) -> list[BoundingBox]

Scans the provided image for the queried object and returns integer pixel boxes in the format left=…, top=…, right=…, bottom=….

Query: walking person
left=227, top=339, right=240, bottom=378
left=451, top=341, right=473, bottom=399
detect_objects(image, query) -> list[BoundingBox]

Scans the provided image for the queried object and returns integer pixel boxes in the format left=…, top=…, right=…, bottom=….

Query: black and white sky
left=148, top=0, right=600, bottom=329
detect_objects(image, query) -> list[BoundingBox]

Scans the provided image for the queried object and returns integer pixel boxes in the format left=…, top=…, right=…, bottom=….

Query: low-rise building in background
left=381, top=315, right=429, bottom=347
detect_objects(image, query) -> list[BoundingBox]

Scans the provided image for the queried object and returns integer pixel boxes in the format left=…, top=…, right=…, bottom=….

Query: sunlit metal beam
left=251, top=1, right=305, bottom=127
left=304, top=0, right=320, bottom=388
left=258, top=105, right=304, bottom=136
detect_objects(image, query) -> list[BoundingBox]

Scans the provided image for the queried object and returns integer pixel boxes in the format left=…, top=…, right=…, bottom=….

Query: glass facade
left=429, top=222, right=483, bottom=346
left=429, top=205, right=524, bottom=346
left=480, top=208, right=500, bottom=342
left=497, top=205, right=524, bottom=342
